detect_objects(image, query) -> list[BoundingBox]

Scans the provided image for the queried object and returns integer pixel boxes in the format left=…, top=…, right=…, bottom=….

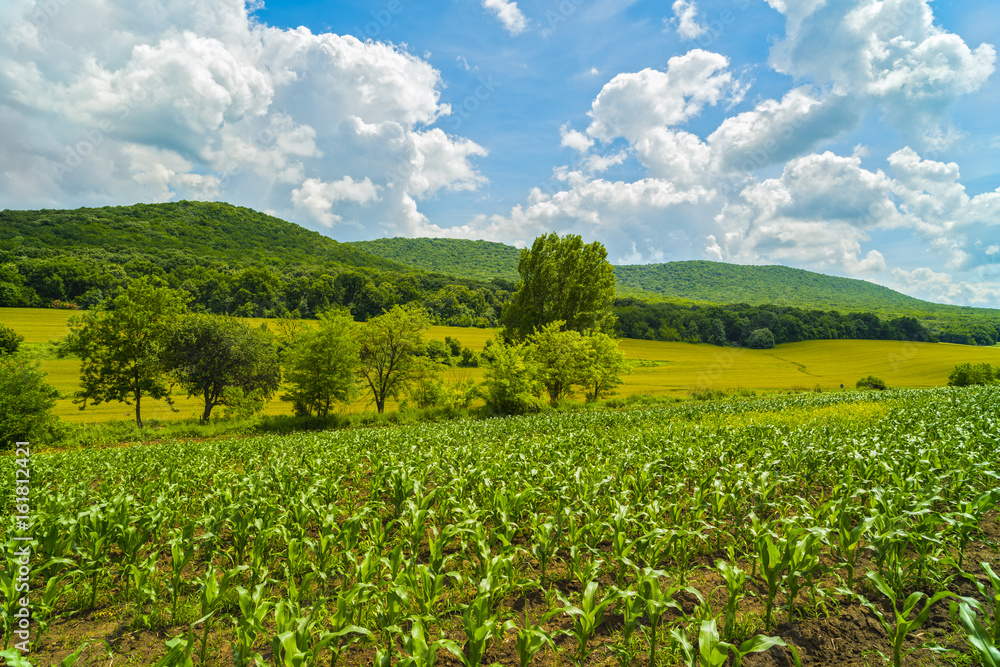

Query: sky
left=1, top=0, right=999, bottom=307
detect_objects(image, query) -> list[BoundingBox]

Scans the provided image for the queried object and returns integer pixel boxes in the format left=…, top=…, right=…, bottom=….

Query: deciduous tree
left=163, top=314, right=281, bottom=422
left=501, top=233, right=616, bottom=341
left=63, top=278, right=188, bottom=427
left=281, top=310, right=360, bottom=419
left=357, top=304, right=430, bottom=413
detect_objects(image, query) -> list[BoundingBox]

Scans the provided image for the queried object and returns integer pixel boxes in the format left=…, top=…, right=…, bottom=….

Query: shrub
left=0, top=323, right=23, bottom=356
left=947, top=362, right=995, bottom=387
left=0, top=355, right=60, bottom=448
left=856, top=375, right=888, bottom=390
left=746, top=328, right=775, bottom=349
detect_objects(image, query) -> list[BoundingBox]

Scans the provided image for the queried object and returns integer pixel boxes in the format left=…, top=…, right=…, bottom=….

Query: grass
left=4, top=308, right=999, bottom=423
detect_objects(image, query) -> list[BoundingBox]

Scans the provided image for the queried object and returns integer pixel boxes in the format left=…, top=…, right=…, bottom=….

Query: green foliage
left=502, top=232, right=617, bottom=340
left=348, top=237, right=522, bottom=282
left=481, top=336, right=542, bottom=415
left=62, top=277, right=189, bottom=427
left=857, top=375, right=888, bottom=391
left=948, top=362, right=996, bottom=387
left=746, top=328, right=775, bottom=349
left=358, top=304, right=431, bottom=413
left=0, top=354, right=59, bottom=449
left=281, top=310, right=359, bottom=419
left=162, top=314, right=280, bottom=422
left=0, top=323, right=23, bottom=355
left=528, top=322, right=588, bottom=404
left=580, top=332, right=630, bottom=402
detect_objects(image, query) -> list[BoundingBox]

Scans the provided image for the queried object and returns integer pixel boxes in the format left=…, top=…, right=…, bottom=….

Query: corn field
left=3, top=386, right=1000, bottom=666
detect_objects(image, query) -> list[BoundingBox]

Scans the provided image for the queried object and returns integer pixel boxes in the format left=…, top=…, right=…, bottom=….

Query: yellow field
left=2, top=308, right=997, bottom=422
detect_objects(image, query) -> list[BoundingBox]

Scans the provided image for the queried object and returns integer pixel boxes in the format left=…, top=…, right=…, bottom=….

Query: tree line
left=612, top=299, right=997, bottom=347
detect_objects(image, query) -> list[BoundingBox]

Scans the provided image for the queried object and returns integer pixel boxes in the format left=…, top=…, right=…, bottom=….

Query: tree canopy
left=162, top=314, right=281, bottom=422
left=358, top=304, right=431, bottom=413
left=63, top=277, right=188, bottom=427
left=281, top=310, right=360, bottom=419
left=501, top=233, right=616, bottom=341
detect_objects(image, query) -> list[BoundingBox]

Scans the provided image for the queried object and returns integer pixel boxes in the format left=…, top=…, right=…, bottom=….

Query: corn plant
left=152, top=629, right=197, bottom=667
left=319, top=583, right=372, bottom=667
left=965, top=562, right=1000, bottom=645
left=233, top=583, right=272, bottom=667
left=455, top=593, right=516, bottom=667
left=953, top=601, right=1000, bottom=667
left=856, top=571, right=957, bottom=667
left=635, top=568, right=681, bottom=667
left=824, top=510, right=876, bottom=591
left=782, top=527, right=822, bottom=623
left=671, top=618, right=787, bottom=667
left=515, top=623, right=554, bottom=667
left=715, top=558, right=746, bottom=640
left=167, top=523, right=198, bottom=624
left=756, top=534, right=785, bottom=631
left=551, top=579, right=621, bottom=666
left=529, top=518, right=561, bottom=589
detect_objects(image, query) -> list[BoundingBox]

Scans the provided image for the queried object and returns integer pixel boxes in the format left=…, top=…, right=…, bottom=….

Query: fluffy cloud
left=0, top=0, right=486, bottom=233
left=457, top=1, right=995, bottom=304
left=670, top=0, right=707, bottom=40
left=768, top=0, right=996, bottom=148
left=481, top=0, right=528, bottom=35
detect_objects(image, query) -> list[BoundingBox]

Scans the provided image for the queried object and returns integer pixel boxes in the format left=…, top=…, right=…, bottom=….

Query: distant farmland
left=4, top=307, right=998, bottom=422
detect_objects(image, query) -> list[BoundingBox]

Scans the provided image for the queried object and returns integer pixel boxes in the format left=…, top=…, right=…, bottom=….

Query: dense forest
left=2, top=202, right=998, bottom=346
left=351, top=237, right=1000, bottom=343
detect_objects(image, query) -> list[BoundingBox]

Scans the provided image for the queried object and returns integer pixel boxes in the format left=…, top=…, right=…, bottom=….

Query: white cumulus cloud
left=481, top=0, right=528, bottom=35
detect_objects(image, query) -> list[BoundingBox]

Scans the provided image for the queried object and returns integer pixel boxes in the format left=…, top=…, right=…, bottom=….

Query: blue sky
left=1, top=0, right=998, bottom=305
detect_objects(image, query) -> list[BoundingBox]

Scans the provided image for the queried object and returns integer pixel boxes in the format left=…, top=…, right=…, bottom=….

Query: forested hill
left=348, top=237, right=522, bottom=282
left=0, top=201, right=405, bottom=271
left=613, top=261, right=944, bottom=313
left=346, top=237, right=995, bottom=319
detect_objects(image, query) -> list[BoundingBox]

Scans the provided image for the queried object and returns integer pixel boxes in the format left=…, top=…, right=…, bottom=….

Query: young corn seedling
left=782, top=527, right=822, bottom=624
left=194, top=564, right=243, bottom=664
left=756, top=534, right=785, bottom=631
left=530, top=518, right=561, bottom=590
left=715, top=558, right=746, bottom=640
left=825, top=511, right=876, bottom=591
left=232, top=583, right=272, bottom=667
left=965, top=562, right=1000, bottom=645
left=168, top=524, right=198, bottom=625
left=671, top=618, right=786, bottom=667
left=856, top=571, right=956, bottom=667
left=319, top=583, right=373, bottom=667
left=551, top=579, right=621, bottom=667
left=398, top=618, right=458, bottom=667
left=515, top=623, right=555, bottom=667
left=952, top=601, right=1000, bottom=667
left=152, top=629, right=197, bottom=667
left=456, top=593, right=516, bottom=667
left=635, top=568, right=681, bottom=667
left=607, top=589, right=644, bottom=667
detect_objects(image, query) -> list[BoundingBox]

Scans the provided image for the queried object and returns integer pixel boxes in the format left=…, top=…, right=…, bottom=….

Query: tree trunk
left=135, top=393, right=143, bottom=428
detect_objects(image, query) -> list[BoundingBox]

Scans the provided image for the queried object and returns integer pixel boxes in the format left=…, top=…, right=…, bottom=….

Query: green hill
left=347, top=236, right=999, bottom=320
left=1, top=201, right=406, bottom=271
left=348, top=237, right=522, bottom=283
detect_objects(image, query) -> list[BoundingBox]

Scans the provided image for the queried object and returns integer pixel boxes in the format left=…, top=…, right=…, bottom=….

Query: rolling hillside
left=348, top=237, right=1000, bottom=320
left=0, top=201, right=406, bottom=271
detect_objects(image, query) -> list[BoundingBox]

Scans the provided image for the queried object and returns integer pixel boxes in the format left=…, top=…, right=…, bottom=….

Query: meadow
left=2, top=308, right=998, bottom=423
left=1, top=386, right=998, bottom=666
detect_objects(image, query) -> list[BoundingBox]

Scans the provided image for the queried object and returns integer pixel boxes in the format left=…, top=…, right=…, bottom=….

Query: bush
left=0, top=323, right=23, bottom=356
left=856, top=375, right=887, bottom=390
left=948, top=362, right=995, bottom=387
left=0, top=355, right=60, bottom=448
left=746, top=328, right=775, bottom=349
